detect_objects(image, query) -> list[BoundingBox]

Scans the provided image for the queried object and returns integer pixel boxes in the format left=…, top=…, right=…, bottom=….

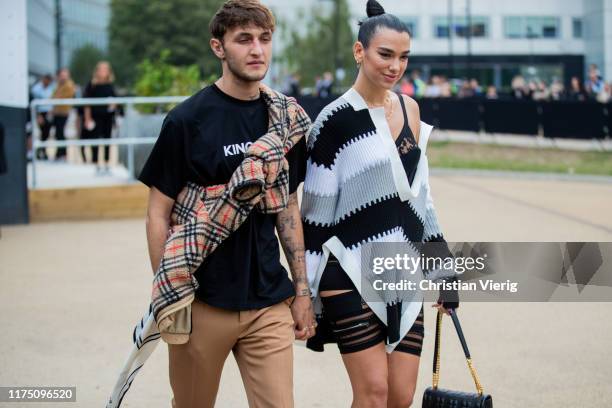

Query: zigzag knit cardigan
left=106, top=86, right=311, bottom=408
left=301, top=88, right=453, bottom=353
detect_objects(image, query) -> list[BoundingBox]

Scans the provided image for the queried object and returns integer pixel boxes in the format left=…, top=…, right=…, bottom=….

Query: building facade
left=26, top=0, right=110, bottom=79
left=264, top=0, right=612, bottom=89
left=60, top=0, right=110, bottom=69
left=27, top=0, right=56, bottom=77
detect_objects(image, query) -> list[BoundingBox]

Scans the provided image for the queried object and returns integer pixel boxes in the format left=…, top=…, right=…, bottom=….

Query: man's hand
left=291, top=295, right=316, bottom=340
left=275, top=192, right=315, bottom=339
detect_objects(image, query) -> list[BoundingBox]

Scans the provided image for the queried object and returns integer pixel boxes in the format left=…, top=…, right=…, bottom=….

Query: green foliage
left=108, top=0, right=222, bottom=87
left=281, top=0, right=356, bottom=89
left=69, top=44, right=106, bottom=87
left=133, top=49, right=213, bottom=113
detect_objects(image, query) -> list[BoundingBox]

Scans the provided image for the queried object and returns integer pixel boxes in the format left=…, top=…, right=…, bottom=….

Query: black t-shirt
left=139, top=84, right=307, bottom=311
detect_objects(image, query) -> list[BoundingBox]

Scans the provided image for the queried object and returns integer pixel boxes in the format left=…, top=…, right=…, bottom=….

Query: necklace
left=363, top=90, right=394, bottom=120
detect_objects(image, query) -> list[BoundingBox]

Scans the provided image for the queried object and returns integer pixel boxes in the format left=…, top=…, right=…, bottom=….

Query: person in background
left=399, top=77, right=414, bottom=96
left=469, top=78, right=483, bottom=97
left=316, top=71, right=334, bottom=98
left=457, top=78, right=474, bottom=98
left=511, top=75, right=530, bottom=100
left=31, top=74, right=55, bottom=160
left=585, top=64, right=605, bottom=98
left=83, top=61, right=117, bottom=175
left=566, top=76, right=587, bottom=101
left=410, top=70, right=426, bottom=97
left=439, top=76, right=452, bottom=97
left=424, top=75, right=442, bottom=98
left=486, top=85, right=498, bottom=99
left=549, top=78, right=564, bottom=101
left=287, top=73, right=301, bottom=97
left=598, top=82, right=611, bottom=104
left=51, top=68, right=76, bottom=161
left=532, top=80, right=550, bottom=101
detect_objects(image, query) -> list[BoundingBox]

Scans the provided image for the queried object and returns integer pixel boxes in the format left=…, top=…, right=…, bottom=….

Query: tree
left=281, top=0, right=356, bottom=89
left=69, top=44, right=106, bottom=88
left=133, top=49, right=210, bottom=113
left=108, top=0, right=221, bottom=87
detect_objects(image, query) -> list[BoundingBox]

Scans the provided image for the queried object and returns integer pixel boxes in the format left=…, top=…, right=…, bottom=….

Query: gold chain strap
left=432, top=309, right=442, bottom=389
left=432, top=310, right=484, bottom=396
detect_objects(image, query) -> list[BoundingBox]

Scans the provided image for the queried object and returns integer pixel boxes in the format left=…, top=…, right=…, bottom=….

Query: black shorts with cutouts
left=319, top=256, right=425, bottom=356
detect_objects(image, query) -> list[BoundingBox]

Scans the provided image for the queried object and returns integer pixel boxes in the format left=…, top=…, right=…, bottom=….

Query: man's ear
left=210, top=38, right=225, bottom=59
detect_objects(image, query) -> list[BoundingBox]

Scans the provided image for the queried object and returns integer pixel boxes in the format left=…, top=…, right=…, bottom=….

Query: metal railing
left=30, top=96, right=188, bottom=188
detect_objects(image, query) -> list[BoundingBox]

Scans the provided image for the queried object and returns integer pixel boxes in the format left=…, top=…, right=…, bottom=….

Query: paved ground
left=1, top=172, right=612, bottom=407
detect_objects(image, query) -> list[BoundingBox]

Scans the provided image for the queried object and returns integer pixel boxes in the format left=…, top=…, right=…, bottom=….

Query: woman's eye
left=380, top=53, right=391, bottom=58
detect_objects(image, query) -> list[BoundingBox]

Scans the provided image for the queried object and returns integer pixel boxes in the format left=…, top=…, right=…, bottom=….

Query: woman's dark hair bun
left=366, top=0, right=385, bottom=18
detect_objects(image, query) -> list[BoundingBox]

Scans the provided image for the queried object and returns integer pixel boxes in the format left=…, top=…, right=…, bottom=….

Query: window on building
left=504, top=16, right=560, bottom=39
left=572, top=18, right=583, bottom=38
left=434, top=16, right=489, bottom=39
left=399, top=16, right=418, bottom=38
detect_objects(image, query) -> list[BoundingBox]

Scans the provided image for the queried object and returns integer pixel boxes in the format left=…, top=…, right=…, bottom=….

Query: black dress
left=83, top=82, right=116, bottom=163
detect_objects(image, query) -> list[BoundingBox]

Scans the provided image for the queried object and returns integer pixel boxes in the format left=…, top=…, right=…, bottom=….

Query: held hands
left=290, top=294, right=317, bottom=341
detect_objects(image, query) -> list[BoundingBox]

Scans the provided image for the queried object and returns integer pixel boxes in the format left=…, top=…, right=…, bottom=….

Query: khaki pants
left=169, top=298, right=295, bottom=408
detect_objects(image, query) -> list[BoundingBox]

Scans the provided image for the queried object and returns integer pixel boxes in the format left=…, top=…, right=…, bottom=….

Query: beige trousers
left=169, top=298, right=295, bottom=408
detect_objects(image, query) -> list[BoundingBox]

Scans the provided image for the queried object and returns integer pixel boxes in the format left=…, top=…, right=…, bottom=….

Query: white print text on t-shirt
left=223, top=142, right=253, bottom=157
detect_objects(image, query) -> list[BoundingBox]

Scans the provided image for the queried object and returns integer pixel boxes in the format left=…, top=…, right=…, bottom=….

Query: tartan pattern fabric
left=151, top=85, right=311, bottom=340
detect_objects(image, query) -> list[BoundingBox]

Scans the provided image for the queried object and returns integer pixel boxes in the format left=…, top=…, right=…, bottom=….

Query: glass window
left=399, top=16, right=419, bottom=38
left=434, top=16, right=489, bottom=39
left=504, top=16, right=560, bottom=39
left=572, top=18, right=582, bottom=38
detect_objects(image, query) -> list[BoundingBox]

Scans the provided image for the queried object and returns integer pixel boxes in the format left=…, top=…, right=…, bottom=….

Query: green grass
left=427, top=141, right=612, bottom=176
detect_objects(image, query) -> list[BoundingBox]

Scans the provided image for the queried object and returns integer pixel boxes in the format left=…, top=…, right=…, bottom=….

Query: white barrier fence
left=29, top=96, right=188, bottom=188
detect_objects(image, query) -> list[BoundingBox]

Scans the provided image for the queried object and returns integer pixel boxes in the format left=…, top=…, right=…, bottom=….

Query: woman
left=566, top=76, right=587, bottom=102
left=51, top=68, right=76, bottom=161
left=83, top=61, right=117, bottom=174
left=302, top=1, right=458, bottom=407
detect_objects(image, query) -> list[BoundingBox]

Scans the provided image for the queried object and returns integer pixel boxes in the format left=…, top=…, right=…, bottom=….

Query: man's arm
left=145, top=187, right=175, bottom=273
left=276, top=192, right=309, bottom=295
left=276, top=191, right=315, bottom=340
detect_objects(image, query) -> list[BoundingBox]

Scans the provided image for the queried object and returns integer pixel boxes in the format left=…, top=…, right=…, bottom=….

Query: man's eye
left=380, top=53, right=391, bottom=58
left=401, top=56, right=409, bottom=61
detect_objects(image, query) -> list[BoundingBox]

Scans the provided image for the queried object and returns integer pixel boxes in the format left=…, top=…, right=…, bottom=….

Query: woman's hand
left=431, top=302, right=452, bottom=316
left=291, top=295, right=317, bottom=340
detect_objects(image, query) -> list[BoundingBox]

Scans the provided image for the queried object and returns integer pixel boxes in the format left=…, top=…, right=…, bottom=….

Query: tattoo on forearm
left=276, top=193, right=308, bottom=291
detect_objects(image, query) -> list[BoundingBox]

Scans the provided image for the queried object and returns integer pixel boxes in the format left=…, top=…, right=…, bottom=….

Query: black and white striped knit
left=301, top=88, right=455, bottom=353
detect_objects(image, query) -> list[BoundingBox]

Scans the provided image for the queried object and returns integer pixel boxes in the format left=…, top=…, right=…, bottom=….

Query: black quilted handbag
left=422, top=309, right=493, bottom=408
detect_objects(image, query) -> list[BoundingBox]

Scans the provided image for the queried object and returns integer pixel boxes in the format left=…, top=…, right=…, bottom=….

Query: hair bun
left=366, top=0, right=385, bottom=17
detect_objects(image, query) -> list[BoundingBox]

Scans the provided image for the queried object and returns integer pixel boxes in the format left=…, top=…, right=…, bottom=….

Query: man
left=51, top=68, right=76, bottom=161
left=31, top=74, right=54, bottom=160
left=138, top=1, right=314, bottom=407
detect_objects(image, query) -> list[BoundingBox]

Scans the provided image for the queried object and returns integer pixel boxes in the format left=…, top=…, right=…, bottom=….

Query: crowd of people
left=29, top=61, right=118, bottom=174
left=283, top=64, right=611, bottom=103
left=395, top=66, right=611, bottom=103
